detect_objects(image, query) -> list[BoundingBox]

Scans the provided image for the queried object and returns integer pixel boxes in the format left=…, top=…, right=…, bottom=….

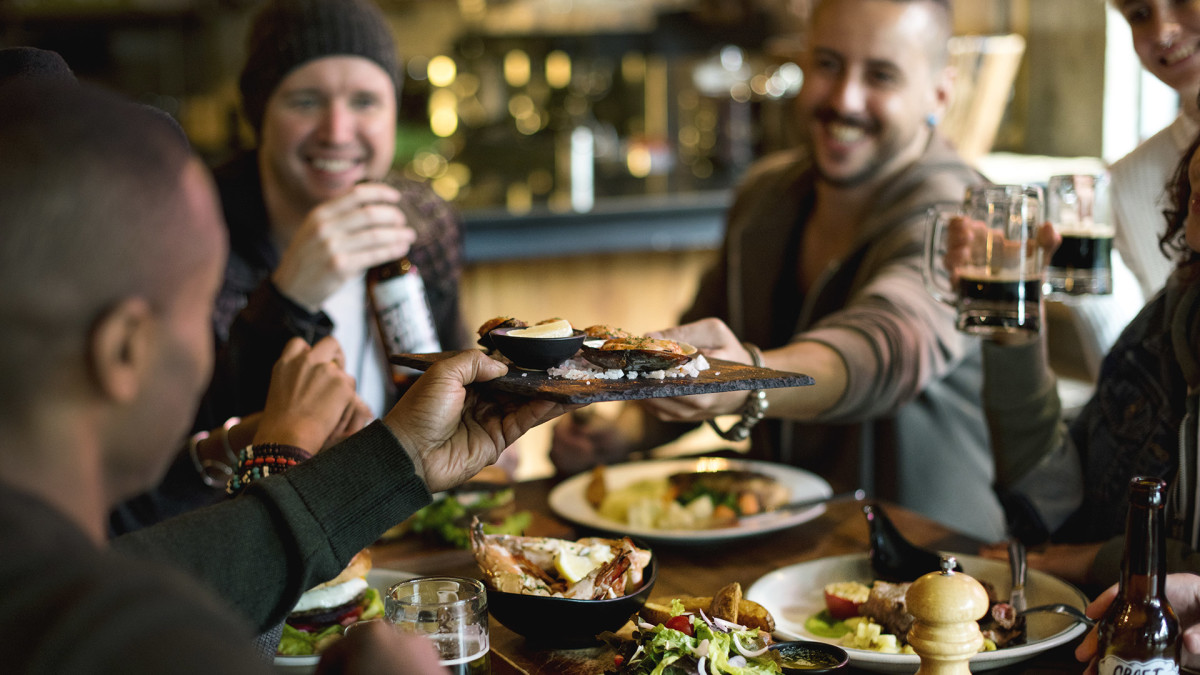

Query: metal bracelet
left=219, top=416, right=242, bottom=466
left=186, top=430, right=209, bottom=474
left=199, top=459, right=235, bottom=488
left=187, top=429, right=234, bottom=489
left=706, top=342, right=768, bottom=442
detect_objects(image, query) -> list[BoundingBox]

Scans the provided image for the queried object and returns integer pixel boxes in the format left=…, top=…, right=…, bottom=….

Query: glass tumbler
left=385, top=576, right=489, bottom=675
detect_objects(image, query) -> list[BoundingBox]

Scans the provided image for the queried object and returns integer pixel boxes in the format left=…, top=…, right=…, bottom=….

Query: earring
left=926, top=113, right=938, bottom=127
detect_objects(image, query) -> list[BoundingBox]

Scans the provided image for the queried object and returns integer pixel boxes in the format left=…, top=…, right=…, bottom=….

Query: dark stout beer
left=1047, top=228, right=1114, bottom=295
left=1051, top=231, right=1114, bottom=269
left=1095, top=477, right=1180, bottom=675
left=956, top=272, right=1040, bottom=335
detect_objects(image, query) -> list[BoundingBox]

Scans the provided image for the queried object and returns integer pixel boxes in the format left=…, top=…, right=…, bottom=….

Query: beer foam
left=958, top=266, right=1038, bottom=283
left=1057, top=223, right=1114, bottom=238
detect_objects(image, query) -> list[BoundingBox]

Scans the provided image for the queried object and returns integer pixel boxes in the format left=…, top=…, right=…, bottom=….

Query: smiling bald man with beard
left=552, top=0, right=1008, bottom=540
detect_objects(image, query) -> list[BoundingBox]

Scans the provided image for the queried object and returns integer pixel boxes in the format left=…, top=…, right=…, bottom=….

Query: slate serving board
left=389, top=351, right=815, bottom=404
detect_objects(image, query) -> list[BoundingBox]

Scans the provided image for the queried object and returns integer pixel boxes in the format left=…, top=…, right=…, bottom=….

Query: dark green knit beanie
left=238, top=0, right=399, bottom=134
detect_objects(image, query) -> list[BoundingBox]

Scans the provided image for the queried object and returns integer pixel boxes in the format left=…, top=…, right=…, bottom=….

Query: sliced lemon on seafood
left=508, top=319, right=573, bottom=338
left=555, top=549, right=599, bottom=584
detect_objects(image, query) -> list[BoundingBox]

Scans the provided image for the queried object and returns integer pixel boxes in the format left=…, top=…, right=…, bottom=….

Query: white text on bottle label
left=1099, top=655, right=1179, bottom=675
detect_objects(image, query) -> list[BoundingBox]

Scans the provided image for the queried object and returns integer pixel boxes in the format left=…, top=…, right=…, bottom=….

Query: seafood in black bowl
left=468, top=518, right=656, bottom=646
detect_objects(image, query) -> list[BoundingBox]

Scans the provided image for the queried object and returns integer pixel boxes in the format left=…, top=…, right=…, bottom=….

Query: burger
left=277, top=549, right=383, bottom=656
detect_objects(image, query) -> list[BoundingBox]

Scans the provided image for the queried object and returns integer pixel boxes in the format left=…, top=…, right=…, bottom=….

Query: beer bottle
left=1095, top=476, right=1181, bottom=675
left=367, top=256, right=441, bottom=384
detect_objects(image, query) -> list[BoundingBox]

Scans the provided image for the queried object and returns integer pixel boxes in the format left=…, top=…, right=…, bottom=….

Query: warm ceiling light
left=546, top=51, right=571, bottom=89
left=427, top=55, right=457, bottom=88
left=504, top=50, right=531, bottom=88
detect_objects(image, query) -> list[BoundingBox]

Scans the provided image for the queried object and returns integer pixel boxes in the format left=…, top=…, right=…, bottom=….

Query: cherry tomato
left=823, top=591, right=861, bottom=620
left=613, top=655, right=625, bottom=666
left=664, top=614, right=695, bottom=636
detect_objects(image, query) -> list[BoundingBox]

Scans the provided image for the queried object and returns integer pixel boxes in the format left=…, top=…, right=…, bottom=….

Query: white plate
left=547, top=457, right=832, bottom=544
left=746, top=553, right=1090, bottom=674
left=274, top=568, right=418, bottom=673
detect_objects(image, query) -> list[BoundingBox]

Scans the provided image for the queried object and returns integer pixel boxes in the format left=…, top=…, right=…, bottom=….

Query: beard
left=815, top=153, right=891, bottom=189
left=803, top=106, right=915, bottom=189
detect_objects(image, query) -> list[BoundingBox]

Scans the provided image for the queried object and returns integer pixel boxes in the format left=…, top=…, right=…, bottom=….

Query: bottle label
left=1098, top=656, right=1179, bottom=675
left=371, top=270, right=441, bottom=355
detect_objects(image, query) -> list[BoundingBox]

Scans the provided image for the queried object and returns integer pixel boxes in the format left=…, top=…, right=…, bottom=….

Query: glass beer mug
left=1045, top=173, right=1114, bottom=296
left=923, top=184, right=1045, bottom=338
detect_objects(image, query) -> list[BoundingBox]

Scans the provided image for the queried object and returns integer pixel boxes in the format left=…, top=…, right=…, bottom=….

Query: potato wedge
left=585, top=465, right=607, bottom=509
left=638, top=593, right=775, bottom=633
left=730, top=597, right=775, bottom=633
left=709, top=582, right=743, bottom=625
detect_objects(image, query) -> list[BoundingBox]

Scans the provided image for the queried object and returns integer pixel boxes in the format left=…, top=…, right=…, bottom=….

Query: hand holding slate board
left=389, top=351, right=815, bottom=404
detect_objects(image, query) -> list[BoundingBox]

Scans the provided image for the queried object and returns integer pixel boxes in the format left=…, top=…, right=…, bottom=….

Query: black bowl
left=488, top=327, right=586, bottom=371
left=485, top=552, right=657, bottom=646
left=769, top=640, right=850, bottom=673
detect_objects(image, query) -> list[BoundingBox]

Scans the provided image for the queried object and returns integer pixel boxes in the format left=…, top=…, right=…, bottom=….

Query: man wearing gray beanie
left=190, top=0, right=473, bottom=473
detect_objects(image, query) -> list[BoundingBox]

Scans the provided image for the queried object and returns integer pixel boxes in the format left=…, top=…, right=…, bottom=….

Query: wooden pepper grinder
left=905, top=554, right=989, bottom=675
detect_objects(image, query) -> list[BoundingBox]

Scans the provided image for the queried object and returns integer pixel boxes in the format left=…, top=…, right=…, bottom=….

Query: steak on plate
left=858, top=580, right=914, bottom=639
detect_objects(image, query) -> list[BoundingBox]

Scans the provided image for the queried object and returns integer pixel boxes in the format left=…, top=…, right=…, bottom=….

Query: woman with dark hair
left=965, top=133, right=1200, bottom=592
left=1160, top=134, right=1200, bottom=270
left=1071, top=141, right=1200, bottom=673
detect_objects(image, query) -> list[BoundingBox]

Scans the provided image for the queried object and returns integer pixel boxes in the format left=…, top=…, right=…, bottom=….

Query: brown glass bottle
left=1095, top=476, right=1181, bottom=675
left=367, top=257, right=441, bottom=386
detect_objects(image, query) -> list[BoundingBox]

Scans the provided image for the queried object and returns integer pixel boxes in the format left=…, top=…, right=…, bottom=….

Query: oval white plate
left=548, top=457, right=832, bottom=544
left=274, top=568, right=418, bottom=672
left=746, top=553, right=1090, bottom=674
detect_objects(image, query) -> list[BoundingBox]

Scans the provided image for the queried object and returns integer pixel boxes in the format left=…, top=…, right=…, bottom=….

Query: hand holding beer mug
left=924, top=184, right=1046, bottom=339
left=1045, top=173, right=1114, bottom=296
left=386, top=576, right=490, bottom=674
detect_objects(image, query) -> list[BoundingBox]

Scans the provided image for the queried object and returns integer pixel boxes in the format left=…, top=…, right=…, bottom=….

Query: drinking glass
left=1045, top=173, right=1113, bottom=296
left=385, top=576, right=490, bottom=675
left=924, top=184, right=1045, bottom=338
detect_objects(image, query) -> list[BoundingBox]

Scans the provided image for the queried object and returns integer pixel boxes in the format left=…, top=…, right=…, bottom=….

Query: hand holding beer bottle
left=1079, top=573, right=1200, bottom=672
left=1078, top=477, right=1181, bottom=675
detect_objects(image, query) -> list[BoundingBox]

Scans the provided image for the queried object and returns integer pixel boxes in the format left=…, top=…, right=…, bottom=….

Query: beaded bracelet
left=707, top=342, right=769, bottom=442
left=226, top=443, right=313, bottom=495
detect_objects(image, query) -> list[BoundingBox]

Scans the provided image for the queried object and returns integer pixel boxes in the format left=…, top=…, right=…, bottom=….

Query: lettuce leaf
left=627, top=619, right=781, bottom=674
left=277, top=623, right=343, bottom=656
left=360, top=587, right=383, bottom=621
left=407, top=491, right=531, bottom=548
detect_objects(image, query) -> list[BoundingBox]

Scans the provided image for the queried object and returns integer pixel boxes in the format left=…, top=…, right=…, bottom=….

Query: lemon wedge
left=508, top=319, right=573, bottom=338
left=555, top=549, right=599, bottom=584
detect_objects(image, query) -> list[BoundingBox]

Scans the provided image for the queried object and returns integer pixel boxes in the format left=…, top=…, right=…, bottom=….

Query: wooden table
left=370, top=477, right=1086, bottom=674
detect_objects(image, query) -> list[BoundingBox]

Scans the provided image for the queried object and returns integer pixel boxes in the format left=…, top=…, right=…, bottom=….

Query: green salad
left=405, top=489, right=531, bottom=548
left=605, top=599, right=783, bottom=675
